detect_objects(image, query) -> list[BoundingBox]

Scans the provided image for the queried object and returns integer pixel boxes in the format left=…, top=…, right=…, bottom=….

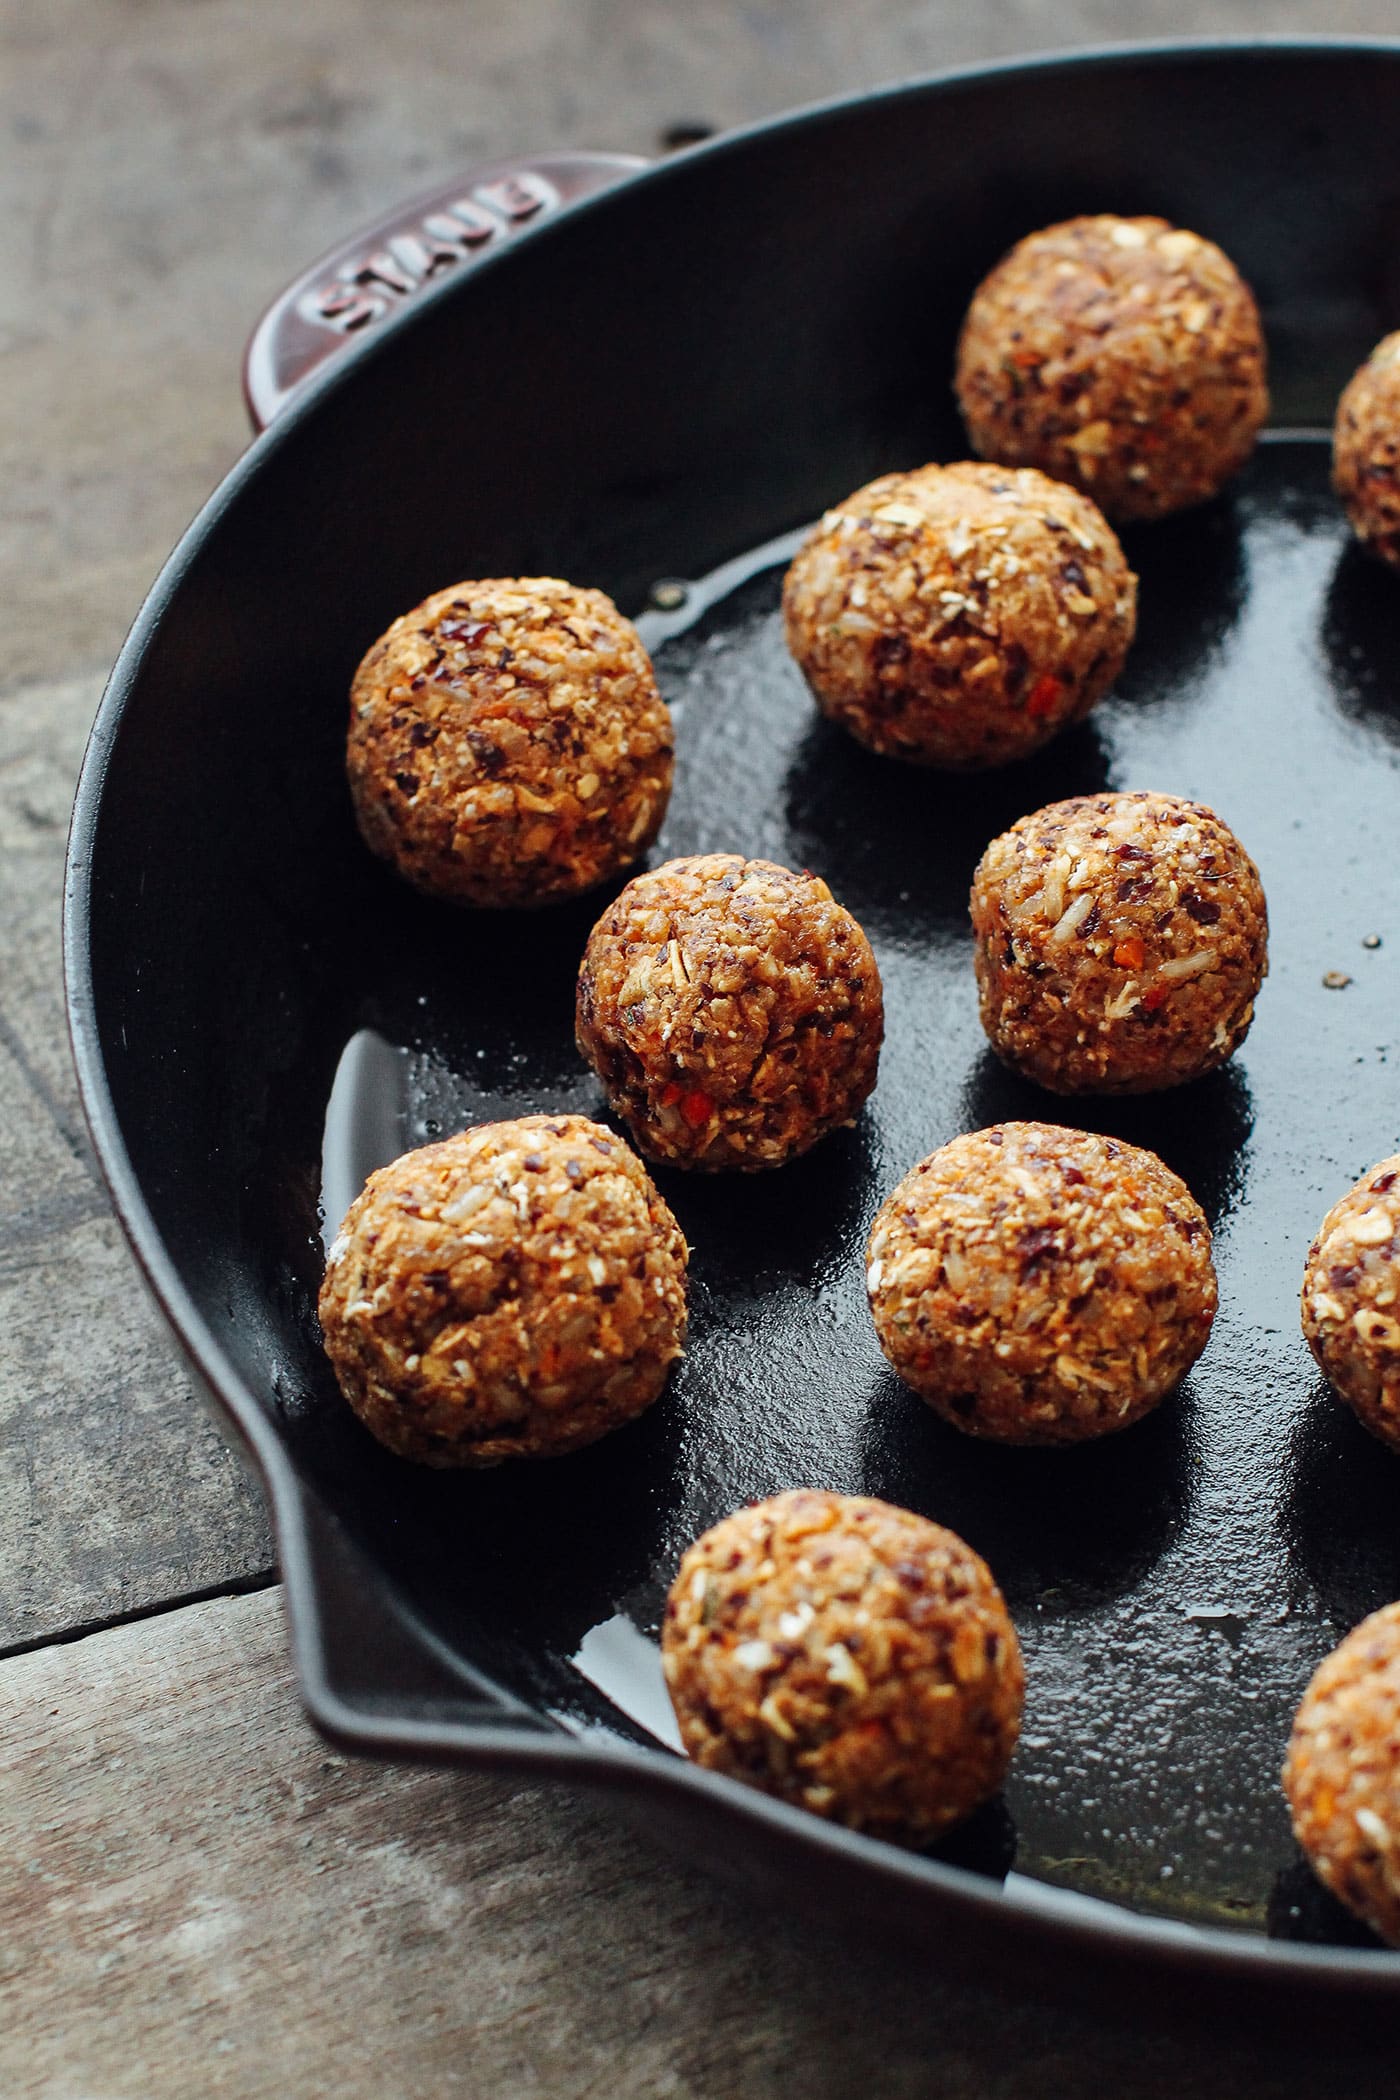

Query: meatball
left=1333, top=334, right=1400, bottom=567
left=1301, top=1156, right=1400, bottom=1453
left=347, top=577, right=673, bottom=908
left=662, top=1489, right=1023, bottom=1844
left=575, top=854, right=883, bottom=1170
left=1283, top=1602, right=1400, bottom=1946
left=955, top=214, right=1269, bottom=522
left=318, top=1114, right=687, bottom=1465
left=867, top=1122, right=1216, bottom=1444
left=970, top=790, right=1268, bottom=1095
left=782, top=460, right=1135, bottom=768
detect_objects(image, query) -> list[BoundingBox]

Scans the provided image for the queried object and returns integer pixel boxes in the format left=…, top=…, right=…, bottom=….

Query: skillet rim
left=63, top=32, right=1400, bottom=1999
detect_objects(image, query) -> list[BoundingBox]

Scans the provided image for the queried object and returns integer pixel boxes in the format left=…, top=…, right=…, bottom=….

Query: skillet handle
left=242, top=150, right=648, bottom=432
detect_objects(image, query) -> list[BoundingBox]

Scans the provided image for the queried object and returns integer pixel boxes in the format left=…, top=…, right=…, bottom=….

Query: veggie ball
left=955, top=214, right=1269, bottom=522
left=970, top=790, right=1268, bottom=1095
left=575, top=853, right=883, bottom=1170
left=1302, top=1155, right=1400, bottom=1453
left=1333, top=333, right=1400, bottom=568
left=1283, top=1602, right=1400, bottom=1946
left=781, top=460, right=1135, bottom=768
left=347, top=577, right=673, bottom=907
left=318, top=1114, right=687, bottom=1465
left=867, top=1122, right=1216, bottom=1444
left=662, top=1489, right=1023, bottom=1844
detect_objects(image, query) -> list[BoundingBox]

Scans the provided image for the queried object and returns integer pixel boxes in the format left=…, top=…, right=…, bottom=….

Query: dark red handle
left=242, top=150, right=647, bottom=431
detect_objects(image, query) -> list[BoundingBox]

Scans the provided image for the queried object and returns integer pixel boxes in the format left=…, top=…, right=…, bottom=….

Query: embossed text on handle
left=296, top=171, right=558, bottom=336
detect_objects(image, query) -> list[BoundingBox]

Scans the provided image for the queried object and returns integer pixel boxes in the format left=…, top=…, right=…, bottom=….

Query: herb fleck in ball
left=867, top=1123, right=1216, bottom=1444
left=1302, top=1155, right=1400, bottom=1453
left=662, top=1489, right=1023, bottom=1844
left=955, top=215, right=1269, bottom=522
left=318, top=1115, right=687, bottom=1465
left=1284, top=1602, right=1400, bottom=1946
left=1334, top=334, right=1400, bottom=568
left=970, top=791, right=1268, bottom=1095
left=347, top=578, right=673, bottom=907
left=782, top=461, right=1135, bottom=768
left=575, top=854, right=883, bottom=1170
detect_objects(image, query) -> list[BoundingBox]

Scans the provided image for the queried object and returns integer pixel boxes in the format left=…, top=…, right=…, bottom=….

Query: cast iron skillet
left=64, top=38, right=1400, bottom=2017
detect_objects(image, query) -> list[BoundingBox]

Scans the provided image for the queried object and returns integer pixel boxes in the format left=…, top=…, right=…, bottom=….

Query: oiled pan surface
left=249, top=439, right=1400, bottom=1945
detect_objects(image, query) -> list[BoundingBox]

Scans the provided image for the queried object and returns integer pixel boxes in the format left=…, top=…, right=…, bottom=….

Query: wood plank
left=4, top=0, right=1361, bottom=699
left=0, top=671, right=274, bottom=1650
left=0, top=1586, right=1393, bottom=2100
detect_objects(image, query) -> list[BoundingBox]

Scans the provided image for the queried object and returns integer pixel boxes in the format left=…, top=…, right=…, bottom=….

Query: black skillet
left=64, top=39, right=1400, bottom=2017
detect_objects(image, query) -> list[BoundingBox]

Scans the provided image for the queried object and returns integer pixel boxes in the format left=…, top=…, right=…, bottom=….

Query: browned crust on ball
left=575, top=854, right=884, bottom=1170
left=1333, top=334, right=1400, bottom=568
left=1301, top=1154, right=1400, bottom=1453
left=867, top=1122, right=1215, bottom=1444
left=662, top=1489, right=1023, bottom=1843
left=1284, top=1602, right=1400, bottom=1946
left=347, top=578, right=674, bottom=908
left=955, top=215, right=1269, bottom=522
left=318, top=1115, right=687, bottom=1465
left=782, top=461, right=1136, bottom=768
left=970, top=791, right=1268, bottom=1095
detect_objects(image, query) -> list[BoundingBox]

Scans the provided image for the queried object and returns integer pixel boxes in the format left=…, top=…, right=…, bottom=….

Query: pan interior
left=249, top=434, right=1400, bottom=1947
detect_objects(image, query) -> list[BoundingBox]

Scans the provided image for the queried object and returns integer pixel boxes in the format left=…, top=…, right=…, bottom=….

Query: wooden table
left=5, top=4, right=1398, bottom=2089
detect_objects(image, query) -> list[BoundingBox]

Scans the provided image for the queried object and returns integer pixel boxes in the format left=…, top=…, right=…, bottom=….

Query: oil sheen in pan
left=315, top=436, right=1400, bottom=1947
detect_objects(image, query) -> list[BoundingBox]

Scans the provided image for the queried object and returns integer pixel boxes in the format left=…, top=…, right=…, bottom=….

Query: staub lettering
left=247, top=155, right=642, bottom=428
left=297, top=172, right=557, bottom=335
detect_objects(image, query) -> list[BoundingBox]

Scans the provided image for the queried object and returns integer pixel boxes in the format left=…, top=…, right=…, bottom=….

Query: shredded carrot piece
left=1027, top=673, right=1063, bottom=719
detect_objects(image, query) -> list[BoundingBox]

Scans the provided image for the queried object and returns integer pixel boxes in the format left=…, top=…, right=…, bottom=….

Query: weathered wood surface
left=0, top=667, right=275, bottom=1654
left=6, top=0, right=1400, bottom=701
left=0, top=1588, right=1393, bottom=2100
left=6, top=0, right=1400, bottom=2089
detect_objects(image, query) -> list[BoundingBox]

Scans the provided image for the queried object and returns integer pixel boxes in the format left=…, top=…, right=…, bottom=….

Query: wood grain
left=0, top=671, right=274, bottom=1652
left=4, top=0, right=1398, bottom=702
left=0, top=1588, right=1394, bottom=2100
